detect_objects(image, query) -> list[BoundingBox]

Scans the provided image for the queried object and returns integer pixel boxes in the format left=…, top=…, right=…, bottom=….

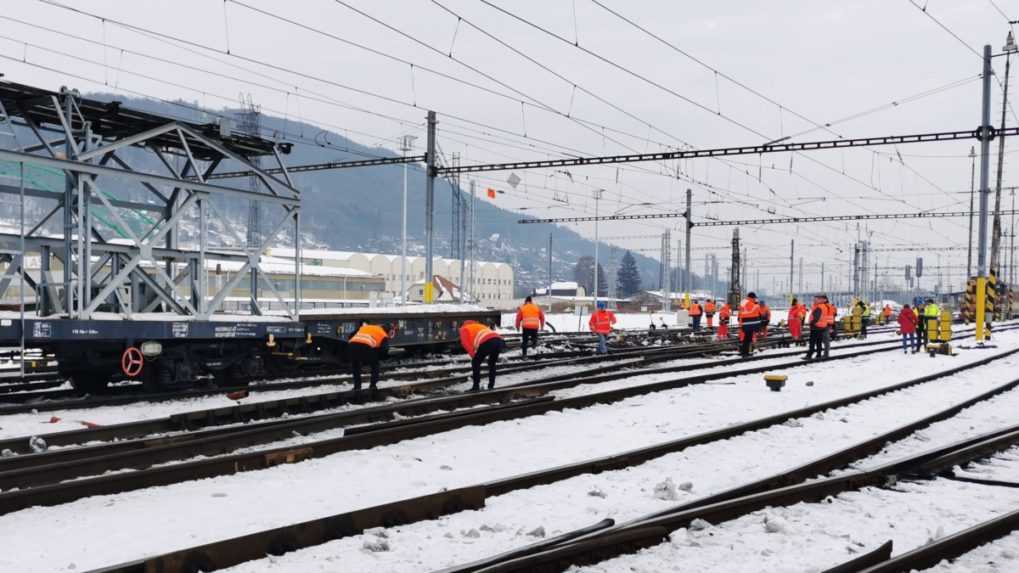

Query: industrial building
left=267, top=248, right=514, bottom=308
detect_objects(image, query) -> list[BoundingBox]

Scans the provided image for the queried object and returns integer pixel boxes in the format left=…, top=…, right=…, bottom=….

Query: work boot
left=470, top=383, right=480, bottom=393
left=369, top=385, right=379, bottom=399
left=487, top=382, right=495, bottom=390
left=803, top=354, right=813, bottom=361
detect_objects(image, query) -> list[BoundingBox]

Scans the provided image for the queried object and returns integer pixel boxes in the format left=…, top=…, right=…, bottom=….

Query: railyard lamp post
left=399, top=134, right=417, bottom=304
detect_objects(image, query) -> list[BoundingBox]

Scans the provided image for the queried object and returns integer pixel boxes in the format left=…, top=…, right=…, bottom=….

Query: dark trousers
left=520, top=328, right=539, bottom=357
left=916, top=322, right=927, bottom=349
left=472, top=338, right=505, bottom=389
left=349, top=343, right=380, bottom=391
left=739, top=324, right=758, bottom=356
left=807, top=327, right=825, bottom=358
left=691, top=314, right=702, bottom=331
left=860, top=318, right=868, bottom=338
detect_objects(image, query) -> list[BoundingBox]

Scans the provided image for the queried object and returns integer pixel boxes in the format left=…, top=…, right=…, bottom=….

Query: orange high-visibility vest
left=350, top=324, right=388, bottom=348
left=719, top=304, right=732, bottom=321
left=516, top=303, right=545, bottom=330
left=688, top=303, right=703, bottom=316
left=738, top=298, right=761, bottom=325
left=704, top=301, right=717, bottom=314
left=588, top=310, right=617, bottom=334
left=460, top=322, right=501, bottom=357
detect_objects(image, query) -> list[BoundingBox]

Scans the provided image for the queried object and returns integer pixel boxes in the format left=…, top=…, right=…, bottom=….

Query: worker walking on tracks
left=459, top=320, right=505, bottom=392
left=804, top=295, right=833, bottom=360
left=588, top=301, right=617, bottom=354
left=704, top=299, right=717, bottom=330
left=717, top=302, right=732, bottom=340
left=823, top=295, right=836, bottom=356
left=898, top=304, right=918, bottom=354
left=348, top=320, right=391, bottom=396
left=738, top=292, right=763, bottom=357
left=787, top=297, right=805, bottom=344
left=515, top=296, right=545, bottom=358
left=688, top=299, right=703, bottom=331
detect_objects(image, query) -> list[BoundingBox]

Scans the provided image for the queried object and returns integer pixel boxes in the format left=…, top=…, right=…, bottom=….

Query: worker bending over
left=804, top=294, right=834, bottom=361
left=348, top=321, right=391, bottom=396
left=737, top=292, right=763, bottom=357
left=717, top=302, right=732, bottom=340
left=459, top=320, right=505, bottom=392
left=515, top=296, right=545, bottom=357
left=689, top=299, right=703, bottom=331
left=589, top=301, right=617, bottom=354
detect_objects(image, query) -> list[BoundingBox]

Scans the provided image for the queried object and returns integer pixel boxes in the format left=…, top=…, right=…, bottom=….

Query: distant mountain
left=19, top=93, right=722, bottom=297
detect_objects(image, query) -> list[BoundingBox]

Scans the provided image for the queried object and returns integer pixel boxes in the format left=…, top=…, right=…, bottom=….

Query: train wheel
left=68, top=369, right=111, bottom=395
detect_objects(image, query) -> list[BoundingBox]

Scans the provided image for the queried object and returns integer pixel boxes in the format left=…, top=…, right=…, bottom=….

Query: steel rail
left=0, top=333, right=895, bottom=468
left=88, top=342, right=1019, bottom=573
left=0, top=341, right=905, bottom=514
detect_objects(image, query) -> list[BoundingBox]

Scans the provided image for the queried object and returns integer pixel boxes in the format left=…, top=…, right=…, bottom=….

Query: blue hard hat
left=597, top=301, right=606, bottom=309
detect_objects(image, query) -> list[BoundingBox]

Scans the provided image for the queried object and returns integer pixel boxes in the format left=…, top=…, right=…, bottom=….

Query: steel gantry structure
left=0, top=80, right=302, bottom=320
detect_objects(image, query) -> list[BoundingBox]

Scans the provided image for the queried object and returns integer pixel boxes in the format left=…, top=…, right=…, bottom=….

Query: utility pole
left=400, top=134, right=417, bottom=304
left=977, top=44, right=993, bottom=342
left=547, top=232, right=553, bottom=311
left=821, top=261, right=825, bottom=293
left=991, top=31, right=1017, bottom=277
left=662, top=230, right=671, bottom=311
left=798, top=257, right=803, bottom=294
left=967, top=146, right=977, bottom=278
left=684, top=188, right=692, bottom=302
left=728, top=228, right=741, bottom=306
left=789, top=239, right=794, bottom=303
left=424, top=111, right=437, bottom=303
left=468, top=179, right=477, bottom=302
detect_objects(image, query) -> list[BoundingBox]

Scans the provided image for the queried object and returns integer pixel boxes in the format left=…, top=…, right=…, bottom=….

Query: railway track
left=0, top=326, right=797, bottom=412
left=0, top=331, right=922, bottom=514
left=80, top=330, right=1019, bottom=572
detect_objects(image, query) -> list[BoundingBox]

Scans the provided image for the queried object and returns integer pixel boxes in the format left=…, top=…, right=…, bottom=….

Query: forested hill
left=84, top=94, right=706, bottom=295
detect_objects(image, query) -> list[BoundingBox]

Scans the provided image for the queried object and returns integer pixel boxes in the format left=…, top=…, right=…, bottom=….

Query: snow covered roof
left=299, top=303, right=492, bottom=316
left=208, top=256, right=377, bottom=278
left=266, top=247, right=511, bottom=269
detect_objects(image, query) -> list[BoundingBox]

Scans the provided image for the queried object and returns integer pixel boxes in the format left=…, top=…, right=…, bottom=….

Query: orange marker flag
left=487, top=187, right=497, bottom=199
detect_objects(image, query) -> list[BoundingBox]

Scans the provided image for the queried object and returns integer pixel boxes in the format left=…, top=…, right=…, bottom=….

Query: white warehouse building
left=267, top=248, right=515, bottom=309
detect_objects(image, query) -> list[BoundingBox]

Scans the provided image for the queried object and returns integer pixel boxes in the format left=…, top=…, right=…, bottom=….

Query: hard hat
left=597, top=301, right=606, bottom=309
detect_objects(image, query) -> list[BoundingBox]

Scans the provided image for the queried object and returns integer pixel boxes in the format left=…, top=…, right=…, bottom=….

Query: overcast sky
left=2, top=0, right=1017, bottom=293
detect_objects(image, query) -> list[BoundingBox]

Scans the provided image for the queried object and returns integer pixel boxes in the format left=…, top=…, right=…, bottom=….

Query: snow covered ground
left=2, top=330, right=1016, bottom=572
left=212, top=343, right=1019, bottom=572
left=921, top=529, right=1019, bottom=572
left=576, top=478, right=1019, bottom=573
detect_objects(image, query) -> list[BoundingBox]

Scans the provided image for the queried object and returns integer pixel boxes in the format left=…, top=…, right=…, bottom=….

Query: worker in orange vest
left=738, top=292, right=763, bottom=357
left=805, top=295, right=836, bottom=360
left=787, top=297, right=805, bottom=343
left=459, top=320, right=505, bottom=391
left=717, top=302, right=732, bottom=340
left=515, top=296, right=546, bottom=357
left=704, top=299, right=717, bottom=330
left=348, top=320, right=391, bottom=395
left=881, top=304, right=893, bottom=325
left=756, top=300, right=771, bottom=340
left=588, top=301, right=617, bottom=354
left=688, top=299, right=703, bottom=331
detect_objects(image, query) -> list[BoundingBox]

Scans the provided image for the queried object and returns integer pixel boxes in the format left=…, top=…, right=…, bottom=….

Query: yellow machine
left=926, top=306, right=954, bottom=356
